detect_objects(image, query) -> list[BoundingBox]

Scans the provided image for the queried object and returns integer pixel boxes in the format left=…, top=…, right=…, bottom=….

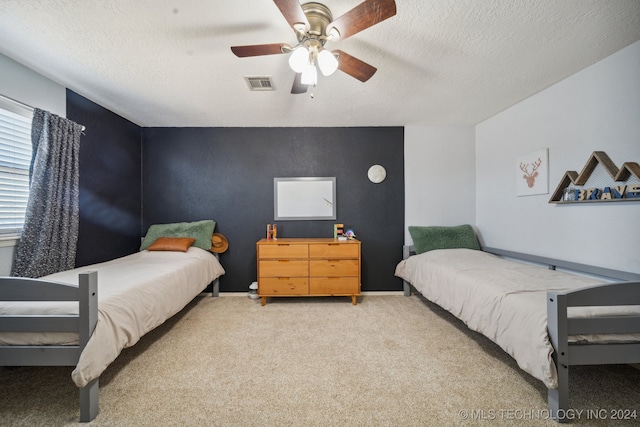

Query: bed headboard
left=402, top=245, right=416, bottom=260
left=401, top=245, right=640, bottom=282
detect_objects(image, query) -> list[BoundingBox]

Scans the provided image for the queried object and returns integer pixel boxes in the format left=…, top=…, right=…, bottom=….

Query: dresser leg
left=261, top=296, right=267, bottom=306
left=351, top=295, right=357, bottom=305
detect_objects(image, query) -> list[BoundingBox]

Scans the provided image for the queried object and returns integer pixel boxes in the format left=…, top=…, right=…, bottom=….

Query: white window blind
left=0, top=99, right=32, bottom=237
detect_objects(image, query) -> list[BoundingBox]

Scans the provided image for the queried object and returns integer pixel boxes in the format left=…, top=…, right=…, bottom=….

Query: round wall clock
left=367, top=165, right=386, bottom=183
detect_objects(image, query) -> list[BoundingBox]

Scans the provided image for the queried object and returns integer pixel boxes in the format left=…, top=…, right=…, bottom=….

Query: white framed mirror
left=274, top=177, right=336, bottom=221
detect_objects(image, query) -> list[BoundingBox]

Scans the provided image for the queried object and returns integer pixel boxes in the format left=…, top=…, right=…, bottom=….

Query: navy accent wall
left=142, top=127, right=404, bottom=292
left=66, top=90, right=142, bottom=267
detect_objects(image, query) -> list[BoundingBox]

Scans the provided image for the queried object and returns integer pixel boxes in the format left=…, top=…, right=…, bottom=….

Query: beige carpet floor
left=1, top=294, right=639, bottom=426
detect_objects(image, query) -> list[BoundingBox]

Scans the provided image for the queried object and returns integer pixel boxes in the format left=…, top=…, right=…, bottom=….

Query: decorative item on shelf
left=562, top=187, right=576, bottom=201
left=334, top=223, right=344, bottom=239
left=549, top=151, right=640, bottom=204
left=266, top=224, right=278, bottom=239
left=248, top=281, right=259, bottom=299
left=345, top=229, right=356, bottom=240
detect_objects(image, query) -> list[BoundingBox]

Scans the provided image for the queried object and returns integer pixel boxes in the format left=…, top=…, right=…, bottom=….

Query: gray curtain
left=11, top=108, right=83, bottom=278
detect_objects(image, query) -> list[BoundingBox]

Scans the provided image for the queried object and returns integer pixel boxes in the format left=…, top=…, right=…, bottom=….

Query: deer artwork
left=520, top=157, right=542, bottom=188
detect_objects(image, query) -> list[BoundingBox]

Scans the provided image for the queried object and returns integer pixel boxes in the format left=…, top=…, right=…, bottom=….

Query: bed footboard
left=547, top=281, right=640, bottom=422
left=0, top=271, right=99, bottom=422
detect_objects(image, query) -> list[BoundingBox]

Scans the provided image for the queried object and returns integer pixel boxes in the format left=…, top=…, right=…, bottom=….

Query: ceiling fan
left=231, top=0, right=397, bottom=94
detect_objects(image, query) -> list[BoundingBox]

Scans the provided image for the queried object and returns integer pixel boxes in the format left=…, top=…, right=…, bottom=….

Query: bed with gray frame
left=0, top=272, right=100, bottom=421
left=397, top=244, right=640, bottom=423
left=0, top=247, right=224, bottom=422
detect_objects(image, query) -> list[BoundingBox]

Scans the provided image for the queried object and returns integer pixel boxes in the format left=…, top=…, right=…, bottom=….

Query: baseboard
left=213, top=291, right=405, bottom=297
left=361, top=291, right=404, bottom=296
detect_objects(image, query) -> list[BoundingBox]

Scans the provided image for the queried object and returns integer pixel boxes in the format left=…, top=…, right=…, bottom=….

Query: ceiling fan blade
left=231, top=43, right=289, bottom=57
left=273, top=0, right=310, bottom=32
left=334, top=50, right=377, bottom=82
left=326, top=0, right=396, bottom=41
left=291, top=73, right=308, bottom=94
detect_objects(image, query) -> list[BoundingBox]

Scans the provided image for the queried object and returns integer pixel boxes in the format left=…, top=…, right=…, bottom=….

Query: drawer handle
left=277, top=244, right=290, bottom=247
left=278, top=277, right=291, bottom=280
left=277, top=260, right=290, bottom=263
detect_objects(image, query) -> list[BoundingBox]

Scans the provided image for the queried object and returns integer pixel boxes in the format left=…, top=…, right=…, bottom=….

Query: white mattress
left=395, top=249, right=640, bottom=389
left=0, top=247, right=224, bottom=387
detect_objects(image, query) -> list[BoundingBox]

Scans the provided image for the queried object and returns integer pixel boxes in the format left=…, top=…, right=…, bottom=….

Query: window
left=0, top=97, right=32, bottom=237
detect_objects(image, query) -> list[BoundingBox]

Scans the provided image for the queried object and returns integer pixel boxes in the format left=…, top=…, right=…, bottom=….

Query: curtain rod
left=0, top=93, right=86, bottom=131
left=0, top=92, right=33, bottom=112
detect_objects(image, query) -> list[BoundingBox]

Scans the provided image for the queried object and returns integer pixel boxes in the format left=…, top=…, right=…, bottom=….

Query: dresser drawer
left=309, top=243, right=359, bottom=258
left=309, top=259, right=359, bottom=277
left=259, top=260, right=308, bottom=277
left=310, top=277, right=359, bottom=294
left=258, top=243, right=308, bottom=259
left=259, top=277, right=309, bottom=295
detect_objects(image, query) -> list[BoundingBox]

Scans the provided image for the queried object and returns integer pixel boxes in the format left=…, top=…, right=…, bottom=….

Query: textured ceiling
left=1, top=0, right=639, bottom=127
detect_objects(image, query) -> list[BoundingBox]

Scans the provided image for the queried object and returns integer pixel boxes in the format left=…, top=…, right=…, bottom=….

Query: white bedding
left=395, top=249, right=640, bottom=389
left=0, top=247, right=224, bottom=387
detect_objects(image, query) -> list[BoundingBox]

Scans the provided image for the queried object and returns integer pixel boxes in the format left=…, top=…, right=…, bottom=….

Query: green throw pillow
left=141, top=220, right=216, bottom=251
left=408, top=224, right=480, bottom=254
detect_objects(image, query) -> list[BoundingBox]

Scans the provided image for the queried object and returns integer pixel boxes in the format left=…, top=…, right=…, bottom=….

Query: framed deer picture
left=516, top=148, right=549, bottom=196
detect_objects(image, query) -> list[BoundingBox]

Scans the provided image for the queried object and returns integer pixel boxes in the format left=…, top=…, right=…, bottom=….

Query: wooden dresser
left=256, top=238, right=361, bottom=306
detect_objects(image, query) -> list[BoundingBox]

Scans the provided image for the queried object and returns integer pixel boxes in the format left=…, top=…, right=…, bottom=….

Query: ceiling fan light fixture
left=327, top=26, right=340, bottom=40
left=288, top=47, right=309, bottom=73
left=317, top=49, right=338, bottom=76
left=231, top=0, right=398, bottom=93
left=300, top=63, right=318, bottom=86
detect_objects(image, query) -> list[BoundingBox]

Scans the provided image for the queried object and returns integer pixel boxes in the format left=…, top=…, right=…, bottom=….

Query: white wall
left=0, top=53, right=67, bottom=275
left=476, top=41, right=640, bottom=274
left=0, top=54, right=66, bottom=117
left=404, top=126, right=476, bottom=244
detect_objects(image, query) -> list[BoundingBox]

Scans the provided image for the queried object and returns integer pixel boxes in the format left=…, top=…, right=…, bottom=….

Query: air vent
left=245, top=76, right=274, bottom=91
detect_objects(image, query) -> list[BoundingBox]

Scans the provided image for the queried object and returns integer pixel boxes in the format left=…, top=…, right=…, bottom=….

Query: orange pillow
left=147, top=237, right=196, bottom=252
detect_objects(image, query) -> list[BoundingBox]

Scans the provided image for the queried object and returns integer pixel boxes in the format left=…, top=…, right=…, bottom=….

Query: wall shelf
left=549, top=151, right=640, bottom=204
left=550, top=198, right=634, bottom=205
